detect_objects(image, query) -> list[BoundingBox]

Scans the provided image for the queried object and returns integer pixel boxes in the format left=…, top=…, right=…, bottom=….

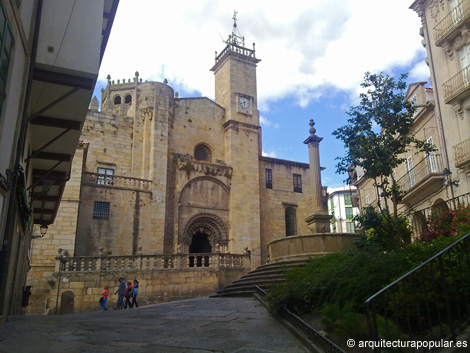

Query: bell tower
left=210, top=13, right=262, bottom=257
left=211, top=11, right=261, bottom=126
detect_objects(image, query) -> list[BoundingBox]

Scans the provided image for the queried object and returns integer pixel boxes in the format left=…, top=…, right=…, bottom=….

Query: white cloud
left=262, top=150, right=277, bottom=158
left=260, top=115, right=280, bottom=128
left=409, top=61, right=431, bottom=82
left=100, top=0, right=425, bottom=108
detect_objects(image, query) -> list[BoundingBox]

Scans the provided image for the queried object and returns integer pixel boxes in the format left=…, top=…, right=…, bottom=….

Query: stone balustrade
left=215, top=42, right=256, bottom=63
left=82, top=172, right=152, bottom=192
left=55, top=253, right=249, bottom=274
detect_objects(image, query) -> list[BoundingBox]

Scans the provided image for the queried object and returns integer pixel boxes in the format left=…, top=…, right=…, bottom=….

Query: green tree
left=333, top=72, right=434, bottom=217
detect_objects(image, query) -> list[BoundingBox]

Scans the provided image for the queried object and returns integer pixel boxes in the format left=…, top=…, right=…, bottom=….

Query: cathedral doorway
left=188, top=232, right=212, bottom=267
left=181, top=213, right=229, bottom=257
left=189, top=232, right=212, bottom=253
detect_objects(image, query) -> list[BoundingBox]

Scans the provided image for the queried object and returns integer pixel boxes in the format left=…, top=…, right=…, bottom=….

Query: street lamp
left=40, top=224, right=48, bottom=236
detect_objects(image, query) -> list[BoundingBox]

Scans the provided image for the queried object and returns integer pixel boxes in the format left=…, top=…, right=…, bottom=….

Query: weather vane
left=225, top=10, right=245, bottom=47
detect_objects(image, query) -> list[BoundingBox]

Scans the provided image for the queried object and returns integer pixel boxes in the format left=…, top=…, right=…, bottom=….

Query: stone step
left=224, top=278, right=283, bottom=290
left=231, top=274, right=284, bottom=286
left=214, top=259, right=310, bottom=297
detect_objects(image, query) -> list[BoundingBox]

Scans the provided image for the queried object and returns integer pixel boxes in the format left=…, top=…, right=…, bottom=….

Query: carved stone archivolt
left=181, top=213, right=228, bottom=251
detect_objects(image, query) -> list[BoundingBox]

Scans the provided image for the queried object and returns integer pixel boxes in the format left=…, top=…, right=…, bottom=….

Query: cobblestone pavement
left=0, top=297, right=311, bottom=353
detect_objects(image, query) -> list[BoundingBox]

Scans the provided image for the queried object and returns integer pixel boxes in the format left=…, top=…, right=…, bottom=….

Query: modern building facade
left=0, top=0, right=118, bottom=321
left=328, top=188, right=359, bottom=233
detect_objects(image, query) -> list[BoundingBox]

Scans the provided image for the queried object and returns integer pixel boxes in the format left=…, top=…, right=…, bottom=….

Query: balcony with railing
left=397, top=155, right=445, bottom=205
left=434, top=0, right=470, bottom=46
left=443, top=64, right=470, bottom=104
left=82, top=172, right=152, bottom=192
left=453, top=137, right=470, bottom=171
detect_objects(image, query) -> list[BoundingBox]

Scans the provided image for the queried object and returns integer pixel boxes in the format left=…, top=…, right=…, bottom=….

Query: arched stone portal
left=189, top=232, right=212, bottom=253
left=181, top=213, right=228, bottom=254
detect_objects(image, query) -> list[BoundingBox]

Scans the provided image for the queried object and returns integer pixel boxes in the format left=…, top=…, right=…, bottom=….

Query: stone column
left=303, top=119, right=332, bottom=233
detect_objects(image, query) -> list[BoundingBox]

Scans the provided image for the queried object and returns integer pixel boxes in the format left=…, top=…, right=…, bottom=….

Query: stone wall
left=268, top=233, right=357, bottom=262
left=259, top=156, right=312, bottom=262
left=26, top=253, right=250, bottom=315
left=75, top=185, right=155, bottom=256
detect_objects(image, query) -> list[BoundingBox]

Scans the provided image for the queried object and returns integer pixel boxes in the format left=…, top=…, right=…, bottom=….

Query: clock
left=238, top=95, right=250, bottom=109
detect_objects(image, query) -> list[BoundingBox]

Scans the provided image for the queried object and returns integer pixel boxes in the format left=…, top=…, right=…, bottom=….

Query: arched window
left=124, top=95, right=132, bottom=104
left=432, top=198, right=449, bottom=217
left=113, top=95, right=121, bottom=105
left=285, top=207, right=296, bottom=237
left=194, top=144, right=211, bottom=162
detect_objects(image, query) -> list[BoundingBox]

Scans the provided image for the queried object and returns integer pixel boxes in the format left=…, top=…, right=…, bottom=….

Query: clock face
left=239, top=96, right=250, bottom=109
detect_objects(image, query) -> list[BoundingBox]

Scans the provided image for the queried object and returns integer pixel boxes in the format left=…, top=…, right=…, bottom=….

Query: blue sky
left=95, top=0, right=429, bottom=189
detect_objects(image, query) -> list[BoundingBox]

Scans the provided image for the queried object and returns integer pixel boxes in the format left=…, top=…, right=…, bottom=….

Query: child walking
left=131, top=279, right=139, bottom=308
left=100, top=285, right=109, bottom=311
left=124, top=281, right=134, bottom=309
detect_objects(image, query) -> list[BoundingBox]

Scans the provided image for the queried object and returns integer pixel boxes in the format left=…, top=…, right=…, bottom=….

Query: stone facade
left=26, top=18, right=332, bottom=314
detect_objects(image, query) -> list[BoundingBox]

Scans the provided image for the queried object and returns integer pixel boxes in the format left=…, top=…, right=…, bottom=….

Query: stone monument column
left=304, top=119, right=332, bottom=233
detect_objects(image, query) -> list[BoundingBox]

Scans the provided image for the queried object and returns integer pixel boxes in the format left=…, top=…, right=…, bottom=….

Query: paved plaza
left=0, top=297, right=312, bottom=353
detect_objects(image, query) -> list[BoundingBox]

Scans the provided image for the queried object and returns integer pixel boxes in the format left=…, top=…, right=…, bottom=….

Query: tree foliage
left=333, top=72, right=434, bottom=216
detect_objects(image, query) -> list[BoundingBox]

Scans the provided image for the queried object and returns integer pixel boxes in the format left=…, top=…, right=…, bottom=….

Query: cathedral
left=26, top=15, right=333, bottom=313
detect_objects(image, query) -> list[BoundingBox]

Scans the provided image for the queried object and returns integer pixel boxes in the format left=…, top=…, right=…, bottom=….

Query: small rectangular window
left=293, top=174, right=302, bottom=193
left=97, top=167, right=114, bottom=185
left=93, top=201, right=110, bottom=220
left=365, top=194, right=371, bottom=206
left=265, top=168, right=272, bottom=189
left=345, top=207, right=353, bottom=219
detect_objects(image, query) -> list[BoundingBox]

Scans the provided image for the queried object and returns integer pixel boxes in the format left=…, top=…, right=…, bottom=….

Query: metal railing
left=443, top=65, right=470, bottom=103
left=365, top=232, right=470, bottom=352
left=254, top=287, right=347, bottom=353
left=434, top=0, right=470, bottom=44
left=453, top=138, right=470, bottom=166
left=82, top=172, right=152, bottom=192
left=412, top=191, right=470, bottom=225
left=397, top=155, right=443, bottom=194
left=55, top=253, right=249, bottom=273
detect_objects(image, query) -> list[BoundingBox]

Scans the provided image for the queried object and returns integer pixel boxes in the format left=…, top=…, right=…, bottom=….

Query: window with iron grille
left=0, top=4, right=14, bottom=119
left=265, top=168, right=272, bottom=189
left=293, top=174, right=302, bottom=193
left=97, top=167, right=114, bottom=185
left=93, top=201, right=110, bottom=220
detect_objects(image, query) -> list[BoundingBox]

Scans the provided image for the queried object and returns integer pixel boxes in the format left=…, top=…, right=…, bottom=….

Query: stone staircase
left=213, top=259, right=310, bottom=297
